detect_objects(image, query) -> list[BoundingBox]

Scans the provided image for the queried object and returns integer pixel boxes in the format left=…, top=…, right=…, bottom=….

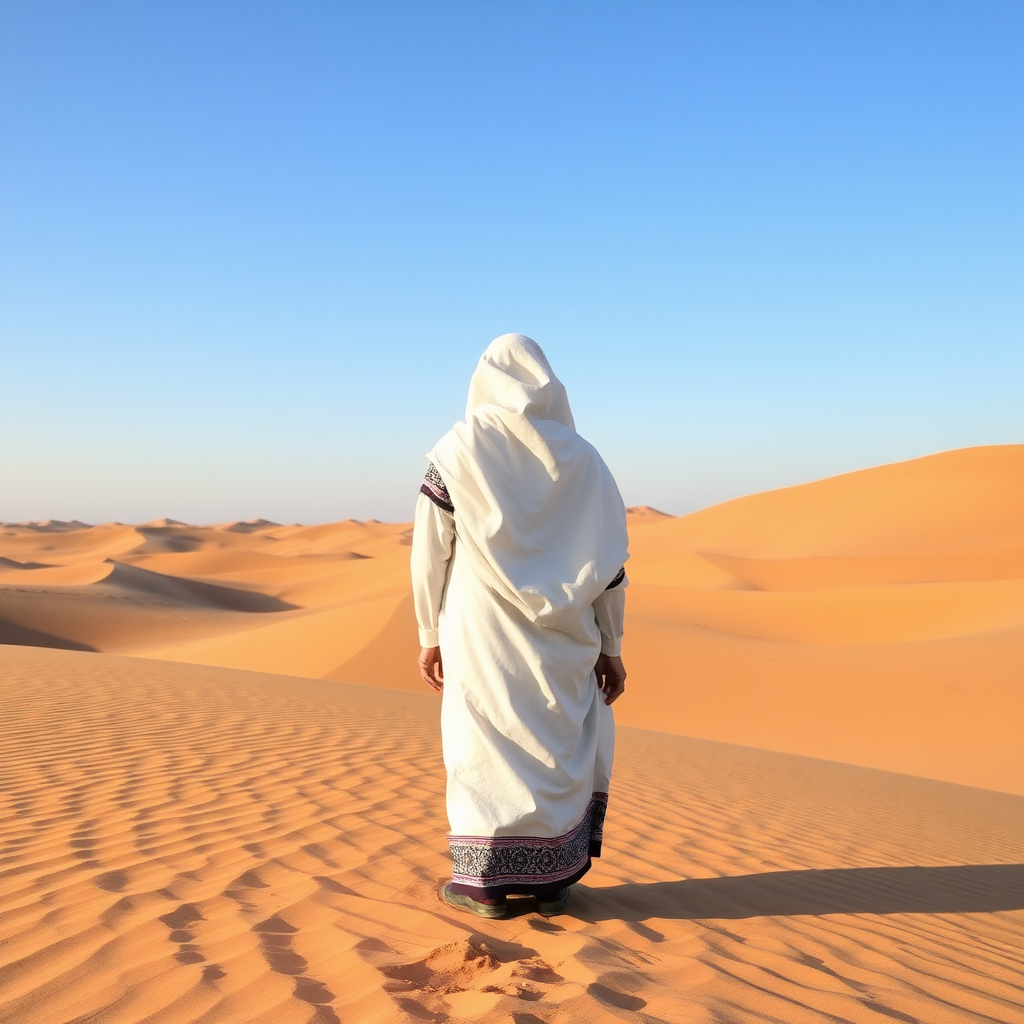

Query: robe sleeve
left=593, top=575, right=627, bottom=656
left=411, top=490, right=455, bottom=648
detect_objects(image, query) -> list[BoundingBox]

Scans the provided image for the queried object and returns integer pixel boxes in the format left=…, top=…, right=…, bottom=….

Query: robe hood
left=429, top=334, right=628, bottom=636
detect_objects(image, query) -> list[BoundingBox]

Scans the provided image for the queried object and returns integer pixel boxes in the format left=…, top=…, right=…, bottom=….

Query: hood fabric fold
left=430, top=334, right=628, bottom=636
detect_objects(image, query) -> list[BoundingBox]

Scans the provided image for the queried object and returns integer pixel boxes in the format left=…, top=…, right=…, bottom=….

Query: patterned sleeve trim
left=605, top=566, right=626, bottom=590
left=420, top=462, right=454, bottom=514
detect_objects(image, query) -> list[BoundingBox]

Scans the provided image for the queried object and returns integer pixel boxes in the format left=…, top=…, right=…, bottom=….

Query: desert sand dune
left=1, top=444, right=1021, bottom=794
left=219, top=519, right=282, bottom=534
left=0, top=560, right=114, bottom=586
left=324, top=593, right=427, bottom=695
left=132, top=525, right=282, bottom=555
left=641, top=444, right=1022, bottom=557
left=262, top=520, right=411, bottom=558
left=701, top=544, right=1024, bottom=589
left=0, top=556, right=298, bottom=655
left=1, top=646, right=1021, bottom=1024
left=626, top=578, right=1023, bottom=644
left=621, top=620, right=1022, bottom=793
left=262, top=551, right=411, bottom=609
left=625, top=505, right=673, bottom=522
left=4, top=518, right=93, bottom=532
left=122, top=549, right=320, bottom=577
left=0, top=556, right=53, bottom=570
left=102, top=561, right=298, bottom=613
left=0, top=522, right=147, bottom=564
left=145, top=592, right=411, bottom=679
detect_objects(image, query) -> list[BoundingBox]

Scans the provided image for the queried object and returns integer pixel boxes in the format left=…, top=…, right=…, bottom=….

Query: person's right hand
left=418, top=646, right=444, bottom=692
left=595, top=653, right=626, bottom=705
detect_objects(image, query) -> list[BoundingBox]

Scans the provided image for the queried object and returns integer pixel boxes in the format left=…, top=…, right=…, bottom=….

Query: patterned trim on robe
left=420, top=461, right=454, bottom=514
left=448, top=793, right=608, bottom=889
left=605, top=566, right=626, bottom=590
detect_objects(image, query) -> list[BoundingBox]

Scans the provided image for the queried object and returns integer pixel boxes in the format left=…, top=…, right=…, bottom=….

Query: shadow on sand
left=571, top=863, right=1024, bottom=922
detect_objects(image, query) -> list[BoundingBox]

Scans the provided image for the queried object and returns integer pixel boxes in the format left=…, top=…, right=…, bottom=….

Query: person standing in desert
left=411, top=333, right=629, bottom=919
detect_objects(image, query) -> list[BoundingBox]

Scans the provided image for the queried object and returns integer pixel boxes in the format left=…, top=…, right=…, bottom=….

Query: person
left=411, top=333, right=628, bottom=919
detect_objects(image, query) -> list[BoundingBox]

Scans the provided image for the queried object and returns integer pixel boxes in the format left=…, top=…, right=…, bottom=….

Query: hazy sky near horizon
left=2, top=1, right=1021, bottom=524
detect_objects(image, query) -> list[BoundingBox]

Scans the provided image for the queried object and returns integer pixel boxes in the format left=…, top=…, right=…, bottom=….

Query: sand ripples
left=2, top=646, right=1022, bottom=1023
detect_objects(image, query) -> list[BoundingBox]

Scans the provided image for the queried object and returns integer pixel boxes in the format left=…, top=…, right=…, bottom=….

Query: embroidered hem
left=448, top=793, right=607, bottom=894
left=447, top=859, right=595, bottom=901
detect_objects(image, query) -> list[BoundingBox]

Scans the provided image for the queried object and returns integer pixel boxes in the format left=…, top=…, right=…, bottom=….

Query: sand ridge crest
left=1, top=518, right=93, bottom=533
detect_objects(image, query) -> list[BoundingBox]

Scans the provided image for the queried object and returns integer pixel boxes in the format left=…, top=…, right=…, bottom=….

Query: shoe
left=537, top=887, right=570, bottom=917
left=439, top=882, right=508, bottom=919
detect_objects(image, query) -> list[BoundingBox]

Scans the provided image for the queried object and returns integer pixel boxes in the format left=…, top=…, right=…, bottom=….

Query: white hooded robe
left=411, top=334, right=628, bottom=896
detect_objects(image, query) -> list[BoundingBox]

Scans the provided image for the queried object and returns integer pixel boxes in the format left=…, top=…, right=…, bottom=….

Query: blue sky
left=2, top=0, right=1021, bottom=523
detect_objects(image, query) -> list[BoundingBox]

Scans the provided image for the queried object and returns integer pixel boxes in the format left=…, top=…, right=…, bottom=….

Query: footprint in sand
left=379, top=937, right=567, bottom=1014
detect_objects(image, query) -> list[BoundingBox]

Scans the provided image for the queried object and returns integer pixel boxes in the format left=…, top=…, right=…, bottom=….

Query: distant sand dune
left=103, top=560, right=299, bottom=612
left=625, top=505, right=673, bottom=522
left=325, top=592, right=424, bottom=694
left=1, top=444, right=1021, bottom=793
left=146, top=592, right=409, bottom=679
left=627, top=578, right=1023, bottom=644
left=219, top=518, right=282, bottom=533
left=4, top=518, right=93, bottom=532
left=1, top=647, right=1021, bottom=1024
left=702, top=544, right=1024, bottom=588
left=645, top=444, right=1022, bottom=557
left=0, top=560, right=112, bottom=586
left=0, top=571, right=286, bottom=655
left=123, top=548, right=317, bottom=577
left=0, top=522, right=146, bottom=564
left=0, top=556, right=53, bottom=570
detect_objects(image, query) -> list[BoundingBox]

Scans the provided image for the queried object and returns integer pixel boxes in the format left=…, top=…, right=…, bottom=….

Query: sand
left=2, top=444, right=1022, bottom=1021
left=2, top=646, right=1022, bottom=1024
left=2, top=444, right=1021, bottom=793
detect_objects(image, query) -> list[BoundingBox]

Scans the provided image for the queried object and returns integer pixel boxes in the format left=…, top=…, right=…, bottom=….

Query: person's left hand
left=418, top=646, right=444, bottom=692
left=595, top=653, right=626, bottom=705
